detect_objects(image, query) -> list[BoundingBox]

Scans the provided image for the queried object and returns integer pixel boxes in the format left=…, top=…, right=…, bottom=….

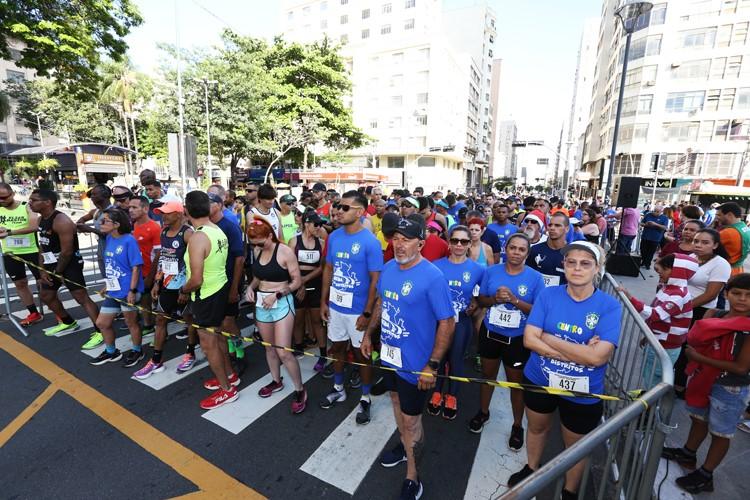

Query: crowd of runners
left=1, top=171, right=749, bottom=499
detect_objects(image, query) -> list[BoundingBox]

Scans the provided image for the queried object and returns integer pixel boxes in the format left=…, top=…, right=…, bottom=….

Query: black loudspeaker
left=606, top=254, right=642, bottom=277
left=611, top=176, right=641, bottom=208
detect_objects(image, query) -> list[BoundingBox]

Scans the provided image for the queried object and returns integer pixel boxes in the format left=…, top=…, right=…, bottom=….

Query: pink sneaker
left=133, top=359, right=164, bottom=380
left=258, top=378, right=284, bottom=398
left=176, top=353, right=196, bottom=373
left=291, top=389, right=307, bottom=414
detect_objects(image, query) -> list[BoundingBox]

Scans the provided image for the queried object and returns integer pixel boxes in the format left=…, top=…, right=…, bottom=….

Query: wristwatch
left=362, top=311, right=372, bottom=319
left=427, top=359, right=440, bottom=371
left=130, top=288, right=138, bottom=293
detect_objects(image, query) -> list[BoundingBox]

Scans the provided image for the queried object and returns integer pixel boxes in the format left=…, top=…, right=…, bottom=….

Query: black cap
left=381, top=212, right=400, bottom=237
left=393, top=216, right=425, bottom=240
left=207, top=192, right=223, bottom=204
left=312, top=182, right=327, bottom=192
left=302, top=212, right=323, bottom=225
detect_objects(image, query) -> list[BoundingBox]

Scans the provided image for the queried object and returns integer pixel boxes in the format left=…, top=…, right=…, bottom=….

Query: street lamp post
left=603, top=0, right=653, bottom=204
left=194, top=78, right=218, bottom=171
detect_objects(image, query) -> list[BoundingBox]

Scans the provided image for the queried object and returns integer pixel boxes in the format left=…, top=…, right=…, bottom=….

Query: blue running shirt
left=104, top=234, right=144, bottom=299
left=434, top=257, right=484, bottom=319
left=524, top=286, right=622, bottom=404
left=487, top=222, right=518, bottom=261
left=326, top=227, right=384, bottom=315
left=479, top=265, right=544, bottom=338
left=378, top=259, right=454, bottom=384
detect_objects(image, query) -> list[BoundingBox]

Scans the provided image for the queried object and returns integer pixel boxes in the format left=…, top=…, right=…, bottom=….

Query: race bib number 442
left=488, top=306, right=521, bottom=329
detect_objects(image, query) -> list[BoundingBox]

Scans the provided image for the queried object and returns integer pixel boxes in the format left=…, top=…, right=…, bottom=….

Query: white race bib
left=298, top=250, right=320, bottom=264
left=330, top=287, right=353, bottom=309
left=106, top=277, right=121, bottom=292
left=162, top=260, right=179, bottom=275
left=7, top=236, right=30, bottom=248
left=549, top=372, right=589, bottom=393
left=42, top=252, right=58, bottom=264
left=542, top=274, right=560, bottom=287
left=381, top=342, right=403, bottom=368
left=489, top=306, right=521, bottom=329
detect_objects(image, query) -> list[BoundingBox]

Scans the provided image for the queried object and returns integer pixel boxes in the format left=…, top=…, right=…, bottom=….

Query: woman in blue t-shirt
left=469, top=233, right=545, bottom=452
left=429, top=226, right=485, bottom=420
left=508, top=241, right=621, bottom=499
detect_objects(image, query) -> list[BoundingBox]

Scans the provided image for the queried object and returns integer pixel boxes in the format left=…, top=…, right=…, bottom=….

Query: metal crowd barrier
left=502, top=273, right=675, bottom=500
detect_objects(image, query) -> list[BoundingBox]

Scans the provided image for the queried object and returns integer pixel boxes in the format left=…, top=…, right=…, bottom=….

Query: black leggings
left=435, top=313, right=473, bottom=396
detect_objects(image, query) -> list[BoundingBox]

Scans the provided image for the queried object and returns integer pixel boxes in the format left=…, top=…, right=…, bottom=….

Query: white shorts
left=328, top=308, right=364, bottom=347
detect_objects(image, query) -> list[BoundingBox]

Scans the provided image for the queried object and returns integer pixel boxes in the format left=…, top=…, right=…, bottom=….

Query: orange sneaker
left=443, top=394, right=458, bottom=420
left=426, top=392, right=442, bottom=416
left=20, top=311, right=43, bottom=327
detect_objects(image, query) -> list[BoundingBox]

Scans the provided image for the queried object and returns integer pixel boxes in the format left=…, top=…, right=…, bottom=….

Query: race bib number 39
left=489, top=306, right=521, bottom=328
left=549, top=372, right=589, bottom=393
left=331, top=287, right=353, bottom=309
left=381, top=343, right=402, bottom=368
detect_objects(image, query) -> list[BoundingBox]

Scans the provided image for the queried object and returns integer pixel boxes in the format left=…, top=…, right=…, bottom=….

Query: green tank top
left=280, top=212, right=298, bottom=243
left=0, top=202, right=39, bottom=255
left=185, top=224, right=228, bottom=300
left=729, top=221, right=750, bottom=269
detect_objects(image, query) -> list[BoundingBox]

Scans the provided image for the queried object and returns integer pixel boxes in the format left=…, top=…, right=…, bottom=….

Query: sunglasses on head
left=449, top=238, right=471, bottom=245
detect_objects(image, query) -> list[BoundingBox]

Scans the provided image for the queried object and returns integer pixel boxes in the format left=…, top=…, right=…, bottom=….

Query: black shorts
left=3, top=253, right=40, bottom=282
left=381, top=370, right=428, bottom=416
left=156, top=289, right=186, bottom=317
left=293, top=277, right=322, bottom=309
left=224, top=298, right=239, bottom=318
left=478, top=325, right=530, bottom=369
left=523, top=376, right=603, bottom=435
left=41, top=261, right=86, bottom=291
left=191, top=284, right=229, bottom=328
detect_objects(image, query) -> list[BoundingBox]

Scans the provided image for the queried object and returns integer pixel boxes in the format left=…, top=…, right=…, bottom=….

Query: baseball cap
left=562, top=241, right=602, bottom=262
left=402, top=197, right=420, bottom=209
left=302, top=212, right=323, bottom=226
left=435, top=199, right=449, bottom=209
left=280, top=194, right=297, bottom=204
left=711, top=202, right=720, bottom=208
left=312, top=182, right=327, bottom=192
left=207, top=192, right=223, bottom=204
left=569, top=217, right=582, bottom=225
left=112, top=186, right=132, bottom=200
left=393, top=216, right=425, bottom=240
left=154, top=200, right=184, bottom=215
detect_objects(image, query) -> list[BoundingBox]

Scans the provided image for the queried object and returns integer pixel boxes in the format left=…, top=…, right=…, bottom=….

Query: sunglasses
left=449, top=238, right=471, bottom=246
left=337, top=204, right=359, bottom=212
left=400, top=203, right=414, bottom=209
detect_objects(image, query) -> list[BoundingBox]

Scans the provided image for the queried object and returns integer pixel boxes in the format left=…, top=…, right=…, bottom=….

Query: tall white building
left=494, top=120, right=517, bottom=178
left=280, top=0, right=496, bottom=193
left=0, top=43, right=41, bottom=154
left=581, top=0, right=750, bottom=198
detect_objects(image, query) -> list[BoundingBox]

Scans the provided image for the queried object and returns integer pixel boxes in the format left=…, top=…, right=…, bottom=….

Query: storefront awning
left=84, top=163, right=126, bottom=175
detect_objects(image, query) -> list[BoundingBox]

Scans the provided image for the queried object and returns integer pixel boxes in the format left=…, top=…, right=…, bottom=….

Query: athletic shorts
left=192, top=284, right=229, bottom=328
left=478, top=325, right=530, bottom=369
left=100, top=294, right=141, bottom=315
left=3, top=253, right=40, bottom=282
left=224, top=298, right=239, bottom=318
left=255, top=292, right=295, bottom=323
left=381, top=370, right=428, bottom=416
left=523, top=375, right=603, bottom=435
left=328, top=308, right=365, bottom=348
left=41, top=260, right=86, bottom=291
left=156, top=289, right=186, bottom=317
left=686, top=384, right=750, bottom=438
left=293, top=277, right=322, bottom=309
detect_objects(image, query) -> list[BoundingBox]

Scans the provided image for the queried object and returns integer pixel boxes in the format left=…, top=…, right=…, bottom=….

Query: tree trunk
left=303, top=145, right=308, bottom=170
left=121, top=111, right=131, bottom=176
left=130, top=114, right=139, bottom=155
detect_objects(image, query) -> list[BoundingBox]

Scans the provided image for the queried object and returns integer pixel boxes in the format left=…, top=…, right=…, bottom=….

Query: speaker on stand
left=606, top=176, right=646, bottom=279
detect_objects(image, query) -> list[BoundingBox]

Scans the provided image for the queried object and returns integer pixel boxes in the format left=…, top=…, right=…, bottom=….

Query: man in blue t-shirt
left=639, top=205, right=669, bottom=269
left=487, top=203, right=518, bottom=262
left=527, top=212, right=568, bottom=286
left=320, top=190, right=384, bottom=424
left=361, top=216, right=454, bottom=500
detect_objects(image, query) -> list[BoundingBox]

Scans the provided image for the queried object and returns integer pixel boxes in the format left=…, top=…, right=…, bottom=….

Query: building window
left=0, top=132, right=7, bottom=144
left=404, top=18, right=415, bottom=30
left=389, top=74, right=403, bottom=87
left=418, top=156, right=436, bottom=167
left=392, top=52, right=403, bottom=64
left=662, top=121, right=700, bottom=141
left=340, top=14, right=348, bottom=24
left=405, top=0, right=416, bottom=8
left=388, top=117, right=402, bottom=128
left=340, top=34, right=348, bottom=43
left=671, top=59, right=711, bottom=79
left=321, top=1, right=328, bottom=11
left=416, top=92, right=428, bottom=104
left=623, top=34, right=662, bottom=62
left=415, top=114, right=427, bottom=126
left=17, top=134, right=38, bottom=146
left=726, top=56, right=743, bottom=78
left=362, top=8, right=370, bottom=19
left=5, top=69, right=25, bottom=83
left=391, top=95, right=403, bottom=106
left=381, top=24, right=391, bottom=35
left=287, top=11, right=294, bottom=21
left=383, top=3, right=392, bottom=14
left=679, top=27, right=717, bottom=49
left=730, top=119, right=750, bottom=140
left=665, top=91, right=705, bottom=113
left=418, top=47, right=430, bottom=60
left=388, top=156, right=405, bottom=168
left=736, top=88, right=750, bottom=109
left=320, top=20, right=328, bottom=29
left=719, top=88, right=736, bottom=109
left=369, top=119, right=378, bottom=129
left=361, top=29, right=370, bottom=39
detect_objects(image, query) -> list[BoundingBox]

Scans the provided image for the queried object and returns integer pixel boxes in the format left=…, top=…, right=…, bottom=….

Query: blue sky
left=126, top=0, right=602, bottom=149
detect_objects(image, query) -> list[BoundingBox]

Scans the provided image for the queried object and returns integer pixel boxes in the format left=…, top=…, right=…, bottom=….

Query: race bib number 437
left=548, top=372, right=589, bottom=393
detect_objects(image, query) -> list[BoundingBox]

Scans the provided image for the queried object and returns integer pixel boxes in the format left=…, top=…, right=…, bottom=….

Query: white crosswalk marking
left=81, top=321, right=185, bottom=357
left=202, top=353, right=319, bottom=434
left=12, top=294, right=105, bottom=320
left=464, top=385, right=528, bottom=499
left=300, top=394, right=397, bottom=495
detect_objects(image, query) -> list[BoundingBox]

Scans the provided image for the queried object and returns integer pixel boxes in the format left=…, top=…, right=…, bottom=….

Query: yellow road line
left=0, top=384, right=58, bottom=448
left=0, top=330, right=264, bottom=499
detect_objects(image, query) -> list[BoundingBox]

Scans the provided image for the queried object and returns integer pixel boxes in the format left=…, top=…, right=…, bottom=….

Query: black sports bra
left=252, top=243, right=291, bottom=283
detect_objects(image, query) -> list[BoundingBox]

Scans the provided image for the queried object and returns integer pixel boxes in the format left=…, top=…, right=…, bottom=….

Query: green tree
left=0, top=91, right=10, bottom=121
left=1, top=0, right=142, bottom=98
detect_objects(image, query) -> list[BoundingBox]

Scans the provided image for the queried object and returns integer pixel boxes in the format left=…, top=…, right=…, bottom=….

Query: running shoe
left=507, top=464, right=535, bottom=487
left=468, top=410, right=490, bottom=434
left=322, top=362, right=335, bottom=379
left=661, top=447, right=697, bottom=469
left=204, top=372, right=240, bottom=391
left=313, top=357, right=327, bottom=372
left=426, top=392, right=443, bottom=416
left=675, top=469, right=714, bottom=494
left=399, top=478, right=423, bottom=500
left=293, top=343, right=306, bottom=357
left=81, top=331, right=104, bottom=350
left=737, top=420, right=750, bottom=434
left=319, top=387, right=347, bottom=409
left=258, top=378, right=284, bottom=398
left=443, top=394, right=458, bottom=420
left=133, top=359, right=164, bottom=379
left=349, top=367, right=362, bottom=389
left=142, top=325, right=155, bottom=336
left=90, top=349, right=122, bottom=366
left=291, top=389, right=307, bottom=414
left=20, top=311, right=43, bottom=327
left=175, top=329, right=189, bottom=340
left=508, top=424, right=524, bottom=451
left=43, top=320, right=78, bottom=336
left=200, top=386, right=239, bottom=410
left=356, top=398, right=371, bottom=425
left=380, top=442, right=407, bottom=467
left=176, top=353, right=196, bottom=373
left=122, top=349, right=145, bottom=368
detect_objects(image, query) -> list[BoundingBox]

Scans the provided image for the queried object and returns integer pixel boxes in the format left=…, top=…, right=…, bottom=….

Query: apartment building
left=580, top=0, right=750, bottom=197
left=494, top=119, right=517, bottom=179
left=0, top=43, right=41, bottom=154
left=280, top=0, right=496, bottom=193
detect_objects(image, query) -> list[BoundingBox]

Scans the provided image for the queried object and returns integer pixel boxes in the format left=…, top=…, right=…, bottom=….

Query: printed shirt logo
left=401, top=280, right=413, bottom=296
left=351, top=242, right=361, bottom=254
left=517, top=284, right=528, bottom=297
left=115, top=245, right=124, bottom=255
left=381, top=301, right=408, bottom=340
left=534, top=253, right=545, bottom=267
left=332, top=261, right=360, bottom=290
left=585, top=313, right=599, bottom=330
left=172, top=240, right=180, bottom=248
left=462, top=271, right=471, bottom=283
